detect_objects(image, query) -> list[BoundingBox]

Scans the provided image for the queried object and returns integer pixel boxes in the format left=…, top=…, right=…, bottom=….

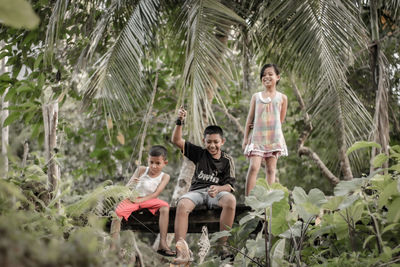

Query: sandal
left=157, top=248, right=176, bottom=257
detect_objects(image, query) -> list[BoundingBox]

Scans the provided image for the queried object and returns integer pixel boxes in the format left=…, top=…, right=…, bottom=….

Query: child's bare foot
left=172, top=238, right=193, bottom=264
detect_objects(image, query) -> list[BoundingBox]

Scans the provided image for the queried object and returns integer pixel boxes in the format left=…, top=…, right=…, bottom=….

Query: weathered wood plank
left=119, top=204, right=251, bottom=233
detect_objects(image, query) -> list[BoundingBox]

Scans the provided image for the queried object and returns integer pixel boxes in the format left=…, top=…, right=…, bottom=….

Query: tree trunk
left=1, top=88, right=8, bottom=178
left=1, top=54, right=8, bottom=178
left=291, top=76, right=340, bottom=185
left=369, top=0, right=390, bottom=172
left=42, top=102, right=60, bottom=200
left=336, top=99, right=353, bottom=180
left=241, top=27, right=251, bottom=92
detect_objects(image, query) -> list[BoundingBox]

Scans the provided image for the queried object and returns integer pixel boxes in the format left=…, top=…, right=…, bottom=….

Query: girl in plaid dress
left=242, top=64, right=288, bottom=196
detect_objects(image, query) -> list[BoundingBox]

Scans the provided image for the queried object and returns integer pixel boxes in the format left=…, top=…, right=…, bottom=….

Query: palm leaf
left=179, top=0, right=245, bottom=142
left=252, top=0, right=373, bottom=172
left=66, top=181, right=133, bottom=217
left=81, top=0, right=160, bottom=121
left=44, top=0, right=69, bottom=65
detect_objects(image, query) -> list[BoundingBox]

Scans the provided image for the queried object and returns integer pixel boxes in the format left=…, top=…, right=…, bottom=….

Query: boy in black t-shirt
left=171, top=107, right=236, bottom=263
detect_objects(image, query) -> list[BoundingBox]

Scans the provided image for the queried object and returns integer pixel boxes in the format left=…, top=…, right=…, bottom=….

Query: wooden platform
left=119, top=204, right=251, bottom=233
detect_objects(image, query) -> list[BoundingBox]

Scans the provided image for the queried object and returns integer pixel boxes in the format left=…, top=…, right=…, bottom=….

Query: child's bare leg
left=245, top=156, right=263, bottom=196
left=265, top=156, right=278, bottom=184
left=110, top=218, right=121, bottom=251
left=218, top=194, right=236, bottom=244
left=158, top=206, right=170, bottom=249
left=174, top=198, right=195, bottom=242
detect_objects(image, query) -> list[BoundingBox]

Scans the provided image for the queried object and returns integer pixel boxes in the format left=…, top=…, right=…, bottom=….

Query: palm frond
left=252, top=0, right=373, bottom=170
left=44, top=0, right=69, bottom=66
left=180, top=0, right=245, bottom=143
left=82, top=0, right=160, bottom=121
left=309, top=79, right=373, bottom=173
left=256, top=0, right=368, bottom=86
left=386, top=0, right=400, bottom=20
left=66, top=182, right=133, bottom=217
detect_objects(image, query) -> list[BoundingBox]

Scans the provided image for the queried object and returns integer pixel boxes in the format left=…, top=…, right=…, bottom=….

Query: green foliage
left=66, top=181, right=133, bottom=218
left=0, top=0, right=39, bottom=29
left=223, top=142, right=400, bottom=266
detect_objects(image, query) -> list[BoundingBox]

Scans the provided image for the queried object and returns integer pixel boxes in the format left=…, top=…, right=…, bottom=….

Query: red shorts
left=115, top=198, right=169, bottom=221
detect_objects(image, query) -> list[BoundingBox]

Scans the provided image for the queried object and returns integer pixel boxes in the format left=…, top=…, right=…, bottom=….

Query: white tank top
left=135, top=167, right=164, bottom=197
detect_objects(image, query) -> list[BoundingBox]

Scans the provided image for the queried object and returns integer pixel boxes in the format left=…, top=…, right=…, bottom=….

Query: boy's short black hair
left=149, top=145, right=168, bottom=159
left=203, top=125, right=224, bottom=138
left=260, top=63, right=280, bottom=84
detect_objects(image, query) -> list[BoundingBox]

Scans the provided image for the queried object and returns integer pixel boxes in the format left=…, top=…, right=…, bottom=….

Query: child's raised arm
left=171, top=107, right=186, bottom=151
left=134, top=173, right=171, bottom=203
left=242, top=94, right=256, bottom=150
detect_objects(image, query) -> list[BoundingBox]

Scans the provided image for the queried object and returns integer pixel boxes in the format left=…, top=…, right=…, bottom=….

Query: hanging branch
left=290, top=76, right=340, bottom=185
left=213, top=105, right=244, bottom=136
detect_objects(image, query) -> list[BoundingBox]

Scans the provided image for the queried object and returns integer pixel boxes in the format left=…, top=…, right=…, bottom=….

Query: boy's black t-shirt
left=184, top=141, right=236, bottom=191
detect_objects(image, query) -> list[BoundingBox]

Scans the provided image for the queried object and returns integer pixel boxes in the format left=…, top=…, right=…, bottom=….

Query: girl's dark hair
left=149, top=145, right=168, bottom=159
left=203, top=125, right=224, bottom=138
left=260, top=63, right=280, bottom=84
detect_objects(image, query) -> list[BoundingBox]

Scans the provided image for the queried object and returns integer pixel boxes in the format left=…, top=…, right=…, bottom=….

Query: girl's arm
left=280, top=94, right=288, bottom=123
left=126, top=166, right=145, bottom=187
left=134, top=174, right=170, bottom=203
left=242, top=94, right=256, bottom=150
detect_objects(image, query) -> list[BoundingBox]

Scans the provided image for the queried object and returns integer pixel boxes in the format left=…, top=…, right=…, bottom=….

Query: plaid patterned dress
left=244, top=91, right=288, bottom=157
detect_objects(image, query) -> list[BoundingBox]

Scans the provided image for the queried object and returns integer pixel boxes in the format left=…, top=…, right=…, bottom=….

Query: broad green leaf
left=346, top=141, right=381, bottom=155
left=245, top=186, right=284, bottom=211
left=256, top=177, right=270, bottom=189
left=209, top=230, right=230, bottom=243
left=292, top=186, right=308, bottom=204
left=270, top=183, right=291, bottom=235
left=334, top=178, right=366, bottom=196
left=347, top=201, right=364, bottom=222
left=362, top=235, right=376, bottom=249
left=245, top=238, right=265, bottom=259
left=279, top=221, right=303, bottom=238
left=378, top=180, right=398, bottom=208
left=391, top=145, right=400, bottom=153
left=239, top=214, right=255, bottom=225
left=331, top=212, right=350, bottom=240
left=34, top=53, right=43, bottom=70
left=338, top=194, right=360, bottom=210
left=390, top=164, right=400, bottom=172
left=271, top=239, right=285, bottom=267
left=323, top=196, right=344, bottom=211
left=0, top=73, right=11, bottom=82
left=398, top=178, right=400, bottom=193
left=308, top=188, right=327, bottom=207
left=382, top=223, right=400, bottom=235
left=0, top=0, right=39, bottom=29
left=387, top=197, right=400, bottom=223
left=372, top=153, right=389, bottom=168
left=295, top=201, right=319, bottom=222
left=3, top=111, right=21, bottom=126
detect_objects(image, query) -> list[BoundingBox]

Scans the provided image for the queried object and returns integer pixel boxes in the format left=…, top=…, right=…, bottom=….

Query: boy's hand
left=177, top=106, right=187, bottom=120
left=208, top=185, right=219, bottom=198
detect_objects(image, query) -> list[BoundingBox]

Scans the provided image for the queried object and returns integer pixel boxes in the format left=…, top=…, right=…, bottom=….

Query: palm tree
left=45, top=0, right=398, bottom=186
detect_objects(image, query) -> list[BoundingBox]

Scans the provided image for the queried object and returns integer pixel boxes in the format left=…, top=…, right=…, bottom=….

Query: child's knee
left=221, top=194, right=236, bottom=209
left=266, top=167, right=276, bottom=176
left=249, top=162, right=261, bottom=172
left=159, top=206, right=169, bottom=214
left=176, top=199, right=193, bottom=215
